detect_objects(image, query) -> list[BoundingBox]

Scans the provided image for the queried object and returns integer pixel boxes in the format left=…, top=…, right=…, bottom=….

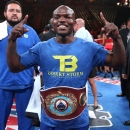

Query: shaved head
left=49, top=18, right=53, bottom=25
left=75, top=18, right=85, bottom=27
left=53, top=5, right=75, bottom=19
left=73, top=18, right=85, bottom=33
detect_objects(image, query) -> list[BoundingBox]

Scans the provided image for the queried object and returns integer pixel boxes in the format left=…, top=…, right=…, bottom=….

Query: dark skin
left=7, top=5, right=126, bottom=73
left=52, top=6, right=75, bottom=44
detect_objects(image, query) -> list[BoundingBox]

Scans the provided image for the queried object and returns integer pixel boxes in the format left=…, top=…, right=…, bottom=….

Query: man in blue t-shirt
left=0, top=1, right=40, bottom=129
left=6, top=5, right=125, bottom=130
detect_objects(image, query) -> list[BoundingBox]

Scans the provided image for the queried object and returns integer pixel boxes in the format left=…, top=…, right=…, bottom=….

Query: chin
left=7, top=19, right=21, bottom=26
left=59, top=34, right=67, bottom=37
left=57, top=32, right=71, bottom=37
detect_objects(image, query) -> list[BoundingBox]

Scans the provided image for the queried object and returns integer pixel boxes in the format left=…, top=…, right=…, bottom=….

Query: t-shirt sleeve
left=92, top=44, right=108, bottom=67
left=20, top=43, right=40, bottom=68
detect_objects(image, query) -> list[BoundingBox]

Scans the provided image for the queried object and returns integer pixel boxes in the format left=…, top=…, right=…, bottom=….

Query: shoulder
left=76, top=28, right=91, bottom=35
left=119, top=28, right=124, bottom=32
left=75, top=37, right=94, bottom=46
left=119, top=28, right=128, bottom=33
left=0, top=20, right=7, bottom=26
left=74, top=28, right=84, bottom=37
left=33, top=40, right=49, bottom=48
left=39, top=32, right=48, bottom=41
left=40, top=32, right=48, bottom=37
left=75, top=38, right=104, bottom=55
left=49, top=30, right=56, bottom=36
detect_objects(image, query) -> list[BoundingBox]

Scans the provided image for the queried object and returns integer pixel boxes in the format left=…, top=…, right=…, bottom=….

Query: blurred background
left=0, top=0, right=130, bottom=35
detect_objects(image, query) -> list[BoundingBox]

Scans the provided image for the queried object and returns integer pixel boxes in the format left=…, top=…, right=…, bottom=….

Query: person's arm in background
left=102, top=33, right=106, bottom=46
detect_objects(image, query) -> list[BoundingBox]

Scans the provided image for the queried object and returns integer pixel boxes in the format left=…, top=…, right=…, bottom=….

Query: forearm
left=7, top=39, right=25, bottom=72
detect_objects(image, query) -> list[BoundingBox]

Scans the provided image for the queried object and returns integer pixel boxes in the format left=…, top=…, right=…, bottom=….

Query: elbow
left=7, top=59, right=24, bottom=73
left=7, top=62, right=22, bottom=73
left=8, top=62, right=26, bottom=73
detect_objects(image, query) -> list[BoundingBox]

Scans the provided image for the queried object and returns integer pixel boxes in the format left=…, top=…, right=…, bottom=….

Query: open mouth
left=11, top=16, right=18, bottom=19
left=58, top=25, right=68, bottom=30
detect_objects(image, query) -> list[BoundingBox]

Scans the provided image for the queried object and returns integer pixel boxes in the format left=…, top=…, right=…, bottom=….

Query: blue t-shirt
left=21, top=37, right=108, bottom=128
left=0, top=24, right=40, bottom=89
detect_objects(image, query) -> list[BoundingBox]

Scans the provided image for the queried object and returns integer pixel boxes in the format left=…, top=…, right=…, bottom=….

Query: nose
left=12, top=10, right=17, bottom=14
left=59, top=16, right=65, bottom=22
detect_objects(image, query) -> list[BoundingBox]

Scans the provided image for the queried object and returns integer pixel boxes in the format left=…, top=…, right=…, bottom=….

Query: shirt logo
left=53, top=55, right=78, bottom=72
left=24, top=34, right=28, bottom=38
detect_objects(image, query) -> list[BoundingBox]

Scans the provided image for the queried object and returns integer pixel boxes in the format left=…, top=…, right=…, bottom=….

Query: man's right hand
left=8, top=15, right=29, bottom=41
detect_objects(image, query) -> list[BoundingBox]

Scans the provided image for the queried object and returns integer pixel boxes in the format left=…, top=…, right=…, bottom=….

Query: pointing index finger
left=20, top=15, right=28, bottom=25
left=100, top=12, right=108, bottom=25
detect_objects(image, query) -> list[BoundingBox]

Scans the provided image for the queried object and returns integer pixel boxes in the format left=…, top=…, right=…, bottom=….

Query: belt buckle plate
left=40, top=86, right=86, bottom=120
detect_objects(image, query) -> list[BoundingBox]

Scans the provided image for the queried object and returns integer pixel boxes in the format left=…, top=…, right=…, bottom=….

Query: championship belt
left=40, top=86, right=87, bottom=120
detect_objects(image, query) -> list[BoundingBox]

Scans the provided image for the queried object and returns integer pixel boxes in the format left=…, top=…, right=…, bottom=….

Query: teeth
left=59, top=25, right=66, bottom=29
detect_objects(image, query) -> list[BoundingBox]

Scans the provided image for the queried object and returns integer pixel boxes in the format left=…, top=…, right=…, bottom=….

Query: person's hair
left=127, top=18, right=130, bottom=23
left=121, top=22, right=126, bottom=25
left=44, top=24, right=51, bottom=31
left=4, top=0, right=22, bottom=12
left=49, top=18, right=53, bottom=29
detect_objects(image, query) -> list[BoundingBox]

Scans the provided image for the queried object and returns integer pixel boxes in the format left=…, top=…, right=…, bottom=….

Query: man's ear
left=74, top=20, right=77, bottom=26
left=74, top=20, right=77, bottom=28
left=50, top=18, right=54, bottom=26
left=4, top=11, right=6, bottom=18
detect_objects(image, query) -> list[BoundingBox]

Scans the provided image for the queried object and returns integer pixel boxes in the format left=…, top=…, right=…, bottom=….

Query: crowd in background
left=0, top=0, right=130, bottom=130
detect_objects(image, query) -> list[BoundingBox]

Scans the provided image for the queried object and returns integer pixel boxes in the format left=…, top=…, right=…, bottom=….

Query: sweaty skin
left=6, top=5, right=125, bottom=73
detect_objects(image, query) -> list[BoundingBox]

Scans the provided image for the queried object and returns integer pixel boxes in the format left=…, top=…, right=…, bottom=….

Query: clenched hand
left=100, top=12, right=120, bottom=40
left=8, top=15, right=29, bottom=41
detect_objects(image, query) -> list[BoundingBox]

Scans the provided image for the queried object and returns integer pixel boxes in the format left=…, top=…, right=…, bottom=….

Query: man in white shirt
left=74, top=18, right=98, bottom=108
left=74, top=19, right=93, bottom=41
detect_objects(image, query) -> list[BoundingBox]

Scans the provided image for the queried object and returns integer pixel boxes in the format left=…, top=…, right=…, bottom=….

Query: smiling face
left=52, top=5, right=75, bottom=37
left=4, top=3, right=22, bottom=26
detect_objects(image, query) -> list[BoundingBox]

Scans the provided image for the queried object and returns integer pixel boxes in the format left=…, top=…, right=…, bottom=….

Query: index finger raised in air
left=100, top=12, right=108, bottom=25
left=20, top=15, right=28, bottom=25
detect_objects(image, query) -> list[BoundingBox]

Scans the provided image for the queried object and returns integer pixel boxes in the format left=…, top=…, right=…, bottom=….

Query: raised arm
left=100, top=12, right=126, bottom=68
left=7, top=15, right=28, bottom=72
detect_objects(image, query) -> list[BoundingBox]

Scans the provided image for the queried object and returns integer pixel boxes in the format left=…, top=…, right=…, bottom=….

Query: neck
left=55, top=35, right=75, bottom=44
